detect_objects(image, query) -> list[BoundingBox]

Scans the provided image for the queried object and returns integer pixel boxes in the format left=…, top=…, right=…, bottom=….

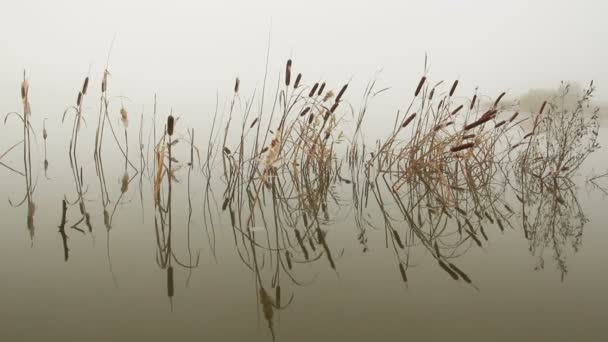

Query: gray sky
left=1, top=0, right=606, bottom=124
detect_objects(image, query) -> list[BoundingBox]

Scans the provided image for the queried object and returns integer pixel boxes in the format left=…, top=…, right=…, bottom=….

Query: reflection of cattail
left=309, top=83, right=318, bottom=97
left=294, top=73, right=302, bottom=88
left=317, top=82, right=326, bottom=96
left=449, top=80, right=458, bottom=96
left=402, top=113, right=417, bottom=128
left=82, top=77, right=89, bottom=95
left=438, top=259, right=459, bottom=280
left=167, top=267, right=174, bottom=298
left=415, top=76, right=426, bottom=96
left=121, top=172, right=129, bottom=193
left=398, top=263, right=408, bottom=283
left=448, top=263, right=471, bottom=284
left=285, top=59, right=292, bottom=86
left=167, top=115, right=175, bottom=136
left=120, top=106, right=129, bottom=128
left=234, top=77, right=240, bottom=93
left=450, top=142, right=475, bottom=152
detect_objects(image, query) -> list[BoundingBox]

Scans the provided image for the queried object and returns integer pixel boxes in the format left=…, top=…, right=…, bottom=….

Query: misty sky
left=1, top=0, right=606, bottom=122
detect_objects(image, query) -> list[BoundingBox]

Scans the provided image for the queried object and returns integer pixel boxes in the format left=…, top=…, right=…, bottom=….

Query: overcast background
left=0, top=0, right=606, bottom=127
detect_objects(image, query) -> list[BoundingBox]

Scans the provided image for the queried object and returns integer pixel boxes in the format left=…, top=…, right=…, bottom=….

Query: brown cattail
left=335, top=83, right=348, bottom=102
left=82, top=77, right=89, bottom=95
left=309, top=83, right=319, bottom=97
left=449, top=80, right=459, bottom=96
left=450, top=142, right=475, bottom=152
left=101, top=70, right=109, bottom=93
left=494, top=92, right=506, bottom=107
left=539, top=101, right=547, bottom=114
left=249, top=117, right=258, bottom=128
left=294, top=73, right=302, bottom=88
left=522, top=132, right=534, bottom=140
left=330, top=101, right=339, bottom=114
left=495, top=120, right=506, bottom=128
left=470, top=94, right=477, bottom=110
left=223, top=147, right=231, bottom=155
left=285, top=59, right=292, bottom=86
left=509, top=111, right=519, bottom=122
left=464, top=113, right=496, bottom=131
left=463, top=133, right=475, bottom=140
left=429, top=88, right=435, bottom=100
left=167, top=115, right=175, bottom=136
left=317, top=82, right=326, bottom=96
left=415, top=76, right=426, bottom=96
left=481, top=109, right=498, bottom=118
left=299, top=107, right=311, bottom=117
left=307, top=113, right=314, bottom=124
left=77, top=92, right=83, bottom=106
left=402, top=113, right=417, bottom=128
left=234, top=77, right=240, bottom=93
left=451, top=105, right=463, bottom=115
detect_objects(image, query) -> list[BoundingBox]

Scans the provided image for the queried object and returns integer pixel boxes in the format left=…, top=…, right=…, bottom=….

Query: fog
left=0, top=0, right=606, bottom=127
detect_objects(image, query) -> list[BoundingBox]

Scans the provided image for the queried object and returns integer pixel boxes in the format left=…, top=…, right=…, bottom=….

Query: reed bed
left=1, top=56, right=603, bottom=340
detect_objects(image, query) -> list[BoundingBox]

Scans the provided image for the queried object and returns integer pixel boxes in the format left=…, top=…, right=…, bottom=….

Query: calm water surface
left=0, top=114, right=606, bottom=342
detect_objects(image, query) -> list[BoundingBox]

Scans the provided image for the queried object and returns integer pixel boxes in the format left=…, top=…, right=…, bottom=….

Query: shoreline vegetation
left=1, top=55, right=605, bottom=340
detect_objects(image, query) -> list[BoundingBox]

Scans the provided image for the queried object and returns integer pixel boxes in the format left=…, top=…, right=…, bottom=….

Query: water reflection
left=0, top=64, right=605, bottom=341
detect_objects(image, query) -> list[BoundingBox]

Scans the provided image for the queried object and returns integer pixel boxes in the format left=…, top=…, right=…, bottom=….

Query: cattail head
left=294, top=73, right=302, bottom=88
left=415, top=76, right=426, bottom=97
left=494, top=92, right=506, bottom=108
left=167, top=115, right=175, bottom=136
left=335, top=83, right=348, bottom=102
left=77, top=92, right=83, bottom=106
left=101, top=70, right=109, bottom=93
left=449, top=80, right=459, bottom=96
left=285, top=59, right=292, bottom=86
left=120, top=106, right=129, bottom=128
left=317, top=82, right=326, bottom=96
left=234, top=77, right=240, bottom=94
left=309, top=83, right=319, bottom=97
left=470, top=94, right=477, bottom=110
left=82, top=77, right=89, bottom=95
left=121, top=172, right=129, bottom=193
